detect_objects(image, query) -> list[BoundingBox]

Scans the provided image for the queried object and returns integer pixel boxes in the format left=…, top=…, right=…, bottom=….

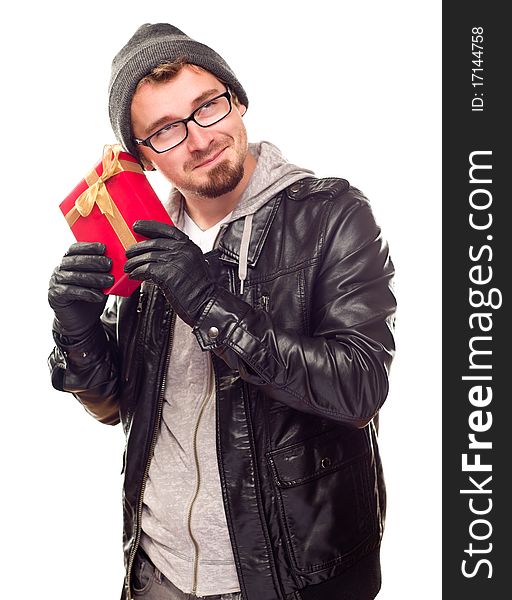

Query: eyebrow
left=143, top=87, right=223, bottom=136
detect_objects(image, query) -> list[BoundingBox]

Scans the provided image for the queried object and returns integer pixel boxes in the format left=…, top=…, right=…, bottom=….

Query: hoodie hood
left=229, top=141, right=314, bottom=220
left=164, top=140, right=314, bottom=292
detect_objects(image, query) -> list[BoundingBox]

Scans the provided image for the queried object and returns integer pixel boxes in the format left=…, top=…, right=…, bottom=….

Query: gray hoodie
left=139, top=141, right=314, bottom=596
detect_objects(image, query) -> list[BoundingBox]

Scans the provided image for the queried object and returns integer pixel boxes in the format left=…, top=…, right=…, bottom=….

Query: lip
left=194, top=147, right=227, bottom=169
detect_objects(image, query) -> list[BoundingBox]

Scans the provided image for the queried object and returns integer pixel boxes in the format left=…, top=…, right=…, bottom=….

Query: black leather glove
left=48, top=242, right=114, bottom=340
left=124, top=220, right=217, bottom=327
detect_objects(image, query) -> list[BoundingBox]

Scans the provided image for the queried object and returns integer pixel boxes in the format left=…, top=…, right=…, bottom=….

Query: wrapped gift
left=60, top=144, right=173, bottom=296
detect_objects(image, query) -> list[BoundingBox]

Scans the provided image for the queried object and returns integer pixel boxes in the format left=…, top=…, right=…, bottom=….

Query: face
left=131, top=66, right=249, bottom=199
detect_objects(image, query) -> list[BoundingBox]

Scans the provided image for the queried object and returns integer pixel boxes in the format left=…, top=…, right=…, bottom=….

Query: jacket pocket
left=267, top=427, right=378, bottom=573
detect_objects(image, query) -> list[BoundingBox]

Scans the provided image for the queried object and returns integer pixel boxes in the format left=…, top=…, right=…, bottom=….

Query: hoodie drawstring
left=238, top=213, right=253, bottom=294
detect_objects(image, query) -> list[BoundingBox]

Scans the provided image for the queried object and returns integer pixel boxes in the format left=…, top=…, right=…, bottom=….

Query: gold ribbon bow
left=65, top=144, right=143, bottom=249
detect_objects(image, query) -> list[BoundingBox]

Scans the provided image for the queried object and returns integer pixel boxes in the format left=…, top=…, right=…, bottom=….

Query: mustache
left=185, top=140, right=231, bottom=170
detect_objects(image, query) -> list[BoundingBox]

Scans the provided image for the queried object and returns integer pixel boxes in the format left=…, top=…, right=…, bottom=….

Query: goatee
left=194, top=159, right=245, bottom=198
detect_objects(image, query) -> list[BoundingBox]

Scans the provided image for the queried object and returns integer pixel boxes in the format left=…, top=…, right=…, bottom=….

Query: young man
left=48, top=23, right=396, bottom=600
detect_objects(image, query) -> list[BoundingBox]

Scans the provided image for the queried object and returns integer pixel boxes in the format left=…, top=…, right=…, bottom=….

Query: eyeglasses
left=133, top=89, right=233, bottom=154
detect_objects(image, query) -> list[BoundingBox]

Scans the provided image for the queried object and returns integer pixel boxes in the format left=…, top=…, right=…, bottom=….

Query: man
left=48, top=22, right=396, bottom=600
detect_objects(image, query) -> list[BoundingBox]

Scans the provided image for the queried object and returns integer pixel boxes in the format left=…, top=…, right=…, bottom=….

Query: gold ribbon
left=65, top=144, right=143, bottom=249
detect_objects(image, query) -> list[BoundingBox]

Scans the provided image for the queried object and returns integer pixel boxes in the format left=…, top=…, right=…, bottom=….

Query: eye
left=197, top=98, right=221, bottom=116
left=155, top=122, right=180, bottom=136
left=152, top=122, right=182, bottom=143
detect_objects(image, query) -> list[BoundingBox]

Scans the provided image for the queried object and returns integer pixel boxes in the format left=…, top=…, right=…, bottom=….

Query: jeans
left=131, top=547, right=242, bottom=600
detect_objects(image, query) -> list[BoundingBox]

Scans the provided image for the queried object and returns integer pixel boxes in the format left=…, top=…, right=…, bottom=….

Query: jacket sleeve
left=47, top=300, right=121, bottom=426
left=193, top=193, right=396, bottom=428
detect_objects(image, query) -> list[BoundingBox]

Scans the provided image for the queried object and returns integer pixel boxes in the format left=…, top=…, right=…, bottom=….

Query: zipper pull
left=261, top=294, right=270, bottom=312
left=136, top=287, right=144, bottom=313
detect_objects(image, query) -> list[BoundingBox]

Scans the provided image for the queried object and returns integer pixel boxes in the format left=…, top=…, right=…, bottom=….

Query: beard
left=193, top=158, right=245, bottom=198
left=177, top=129, right=248, bottom=199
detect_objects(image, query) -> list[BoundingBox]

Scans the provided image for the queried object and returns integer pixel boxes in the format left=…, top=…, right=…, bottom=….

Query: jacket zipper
left=186, top=356, right=215, bottom=595
left=125, top=309, right=176, bottom=599
left=368, top=420, right=383, bottom=536
left=124, top=285, right=146, bottom=382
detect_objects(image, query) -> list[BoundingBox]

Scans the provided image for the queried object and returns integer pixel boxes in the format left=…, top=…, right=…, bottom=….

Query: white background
left=0, top=1, right=441, bottom=598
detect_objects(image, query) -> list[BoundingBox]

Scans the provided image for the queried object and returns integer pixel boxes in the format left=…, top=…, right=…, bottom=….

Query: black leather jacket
left=49, top=177, right=396, bottom=600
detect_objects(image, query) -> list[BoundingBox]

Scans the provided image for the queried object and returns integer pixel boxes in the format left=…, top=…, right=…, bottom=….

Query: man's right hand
left=48, top=242, right=114, bottom=340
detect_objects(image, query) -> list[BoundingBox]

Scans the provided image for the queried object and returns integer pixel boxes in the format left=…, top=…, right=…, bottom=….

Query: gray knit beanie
left=108, top=23, right=248, bottom=159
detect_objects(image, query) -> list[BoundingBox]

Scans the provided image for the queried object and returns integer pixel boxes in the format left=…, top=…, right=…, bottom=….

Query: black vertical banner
left=443, top=2, right=510, bottom=598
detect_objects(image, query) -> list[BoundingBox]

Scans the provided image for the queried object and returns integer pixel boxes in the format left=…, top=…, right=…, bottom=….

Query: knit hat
left=108, top=23, right=248, bottom=159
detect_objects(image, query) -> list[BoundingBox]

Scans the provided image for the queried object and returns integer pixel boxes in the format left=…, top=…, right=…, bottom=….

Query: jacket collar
left=165, top=185, right=284, bottom=268
left=215, top=192, right=282, bottom=267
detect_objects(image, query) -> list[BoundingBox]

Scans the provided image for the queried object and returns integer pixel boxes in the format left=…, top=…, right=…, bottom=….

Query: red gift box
left=59, top=144, right=173, bottom=296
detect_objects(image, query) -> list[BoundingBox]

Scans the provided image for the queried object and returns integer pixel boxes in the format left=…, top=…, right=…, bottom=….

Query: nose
left=185, top=120, right=215, bottom=152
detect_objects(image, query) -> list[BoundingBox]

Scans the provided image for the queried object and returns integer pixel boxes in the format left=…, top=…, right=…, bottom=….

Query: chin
left=194, top=160, right=245, bottom=198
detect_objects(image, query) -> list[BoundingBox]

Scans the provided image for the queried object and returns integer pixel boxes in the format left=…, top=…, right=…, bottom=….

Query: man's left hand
left=124, top=220, right=217, bottom=327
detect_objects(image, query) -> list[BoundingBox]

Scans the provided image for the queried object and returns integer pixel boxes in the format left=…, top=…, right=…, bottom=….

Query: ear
left=238, top=103, right=248, bottom=117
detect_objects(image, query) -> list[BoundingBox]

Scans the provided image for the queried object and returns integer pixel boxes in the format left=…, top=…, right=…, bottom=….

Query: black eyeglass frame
left=133, top=88, right=233, bottom=154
